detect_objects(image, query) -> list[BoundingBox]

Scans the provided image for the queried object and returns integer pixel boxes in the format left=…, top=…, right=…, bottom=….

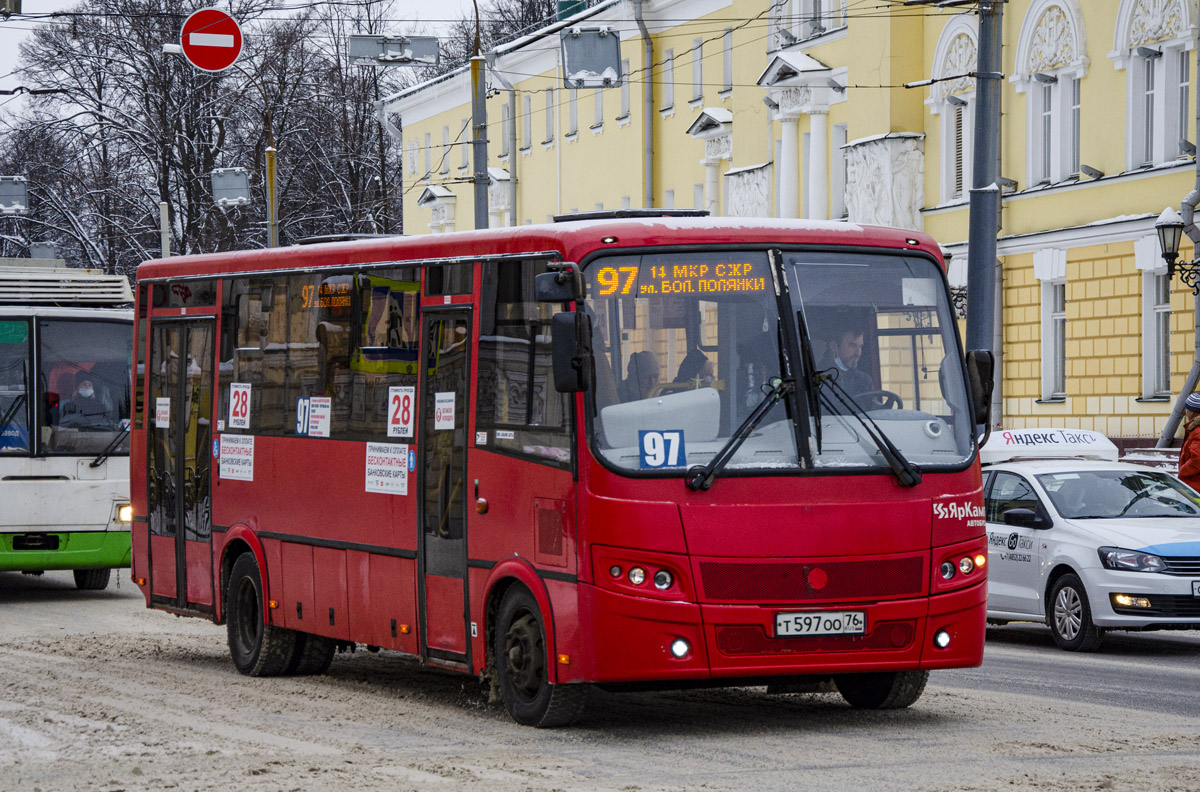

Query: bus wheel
left=226, top=553, right=296, bottom=677
left=495, top=586, right=587, bottom=728
left=834, top=670, right=928, bottom=709
left=287, top=632, right=336, bottom=676
left=73, top=568, right=111, bottom=590
left=1048, top=573, right=1103, bottom=652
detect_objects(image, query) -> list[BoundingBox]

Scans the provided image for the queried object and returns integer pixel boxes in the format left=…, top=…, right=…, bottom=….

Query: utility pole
left=471, top=0, right=489, bottom=230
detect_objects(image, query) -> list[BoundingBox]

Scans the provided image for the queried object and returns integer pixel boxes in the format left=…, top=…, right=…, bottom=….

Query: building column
left=780, top=115, right=800, bottom=219
left=807, top=108, right=828, bottom=221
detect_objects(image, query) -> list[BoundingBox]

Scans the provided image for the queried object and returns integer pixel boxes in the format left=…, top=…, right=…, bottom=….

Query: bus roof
left=0, top=264, right=133, bottom=305
left=135, top=217, right=944, bottom=281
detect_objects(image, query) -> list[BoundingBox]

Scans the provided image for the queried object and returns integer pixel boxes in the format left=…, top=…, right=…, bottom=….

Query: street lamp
left=1155, top=206, right=1191, bottom=287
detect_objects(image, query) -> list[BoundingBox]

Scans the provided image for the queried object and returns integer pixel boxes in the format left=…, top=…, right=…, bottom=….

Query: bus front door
left=418, top=311, right=471, bottom=665
left=147, top=320, right=214, bottom=614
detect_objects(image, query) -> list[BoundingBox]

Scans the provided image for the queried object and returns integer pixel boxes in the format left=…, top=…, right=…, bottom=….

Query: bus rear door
left=419, top=311, right=471, bottom=664
left=147, top=319, right=215, bottom=613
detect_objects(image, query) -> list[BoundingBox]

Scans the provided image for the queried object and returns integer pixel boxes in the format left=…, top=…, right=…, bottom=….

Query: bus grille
left=716, top=620, right=915, bottom=656
left=1160, top=557, right=1200, bottom=576
left=698, top=557, right=924, bottom=603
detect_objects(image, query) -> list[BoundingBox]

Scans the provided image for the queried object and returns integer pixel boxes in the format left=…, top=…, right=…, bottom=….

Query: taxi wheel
left=1048, top=574, right=1103, bottom=652
left=834, top=670, right=928, bottom=709
left=494, top=585, right=588, bottom=727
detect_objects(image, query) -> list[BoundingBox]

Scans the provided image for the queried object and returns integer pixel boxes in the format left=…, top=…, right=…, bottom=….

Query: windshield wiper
left=819, top=375, right=921, bottom=488
left=90, top=424, right=130, bottom=468
left=685, top=377, right=793, bottom=491
left=0, top=394, right=25, bottom=437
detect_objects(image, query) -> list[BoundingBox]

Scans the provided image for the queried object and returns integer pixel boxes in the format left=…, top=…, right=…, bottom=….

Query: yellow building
left=382, top=0, right=1199, bottom=446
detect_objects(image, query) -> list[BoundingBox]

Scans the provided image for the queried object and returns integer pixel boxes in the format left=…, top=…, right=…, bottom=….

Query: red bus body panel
left=130, top=219, right=987, bottom=689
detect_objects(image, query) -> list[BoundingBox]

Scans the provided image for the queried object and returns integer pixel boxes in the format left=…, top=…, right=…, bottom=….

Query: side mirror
left=966, top=349, right=994, bottom=425
left=550, top=311, right=592, bottom=393
left=1002, top=507, right=1047, bottom=529
left=535, top=268, right=583, bottom=303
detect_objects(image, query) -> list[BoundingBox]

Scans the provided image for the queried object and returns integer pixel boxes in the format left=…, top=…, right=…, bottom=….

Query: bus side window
left=476, top=260, right=570, bottom=467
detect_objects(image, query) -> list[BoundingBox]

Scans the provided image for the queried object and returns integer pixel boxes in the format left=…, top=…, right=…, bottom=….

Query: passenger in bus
left=673, top=347, right=714, bottom=387
left=619, top=350, right=660, bottom=402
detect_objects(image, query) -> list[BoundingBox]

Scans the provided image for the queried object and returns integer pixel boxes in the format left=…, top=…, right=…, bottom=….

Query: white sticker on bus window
left=496, top=430, right=515, bottom=441
left=387, top=386, right=415, bottom=438
left=155, top=397, right=170, bottom=427
left=476, top=431, right=487, bottom=445
left=308, top=397, right=331, bottom=438
left=434, top=392, right=456, bottom=430
left=639, top=430, right=686, bottom=468
left=902, top=278, right=938, bottom=307
left=228, top=383, right=252, bottom=429
left=219, top=434, right=254, bottom=482
left=366, top=442, right=408, bottom=495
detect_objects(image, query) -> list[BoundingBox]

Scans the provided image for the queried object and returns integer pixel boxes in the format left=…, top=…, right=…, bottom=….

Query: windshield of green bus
left=584, top=249, right=973, bottom=475
left=0, top=320, right=30, bottom=452
left=38, top=319, right=132, bottom=456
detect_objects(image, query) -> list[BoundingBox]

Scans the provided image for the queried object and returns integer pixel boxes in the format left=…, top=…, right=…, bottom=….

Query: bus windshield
left=585, top=250, right=974, bottom=475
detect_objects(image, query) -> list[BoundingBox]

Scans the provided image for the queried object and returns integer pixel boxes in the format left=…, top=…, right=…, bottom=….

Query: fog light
left=609, top=565, right=622, bottom=578
left=118, top=504, right=132, bottom=523
left=934, top=630, right=951, bottom=648
left=940, top=561, right=956, bottom=580
left=959, top=556, right=974, bottom=575
left=653, top=569, right=673, bottom=590
left=670, top=639, right=689, bottom=658
left=1113, top=593, right=1152, bottom=609
left=628, top=567, right=646, bottom=585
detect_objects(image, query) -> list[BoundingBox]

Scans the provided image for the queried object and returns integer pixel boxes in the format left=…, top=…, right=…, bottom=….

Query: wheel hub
left=504, top=611, right=544, bottom=700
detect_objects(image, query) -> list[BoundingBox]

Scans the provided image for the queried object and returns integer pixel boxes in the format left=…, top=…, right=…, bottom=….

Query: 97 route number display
left=775, top=610, right=866, bottom=638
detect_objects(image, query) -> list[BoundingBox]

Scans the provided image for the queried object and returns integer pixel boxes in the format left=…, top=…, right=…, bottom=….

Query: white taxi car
left=982, top=428, right=1200, bottom=651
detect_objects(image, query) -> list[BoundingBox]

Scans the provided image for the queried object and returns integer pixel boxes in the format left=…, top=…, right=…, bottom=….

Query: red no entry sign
left=180, top=8, right=243, bottom=72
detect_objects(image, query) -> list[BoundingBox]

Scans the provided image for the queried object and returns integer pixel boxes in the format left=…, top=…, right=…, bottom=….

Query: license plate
left=775, top=610, right=866, bottom=638
left=1193, top=581, right=1200, bottom=598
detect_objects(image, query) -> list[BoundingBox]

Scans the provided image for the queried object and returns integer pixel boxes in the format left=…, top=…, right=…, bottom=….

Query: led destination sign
left=593, top=260, right=767, bottom=297
left=299, top=281, right=351, bottom=310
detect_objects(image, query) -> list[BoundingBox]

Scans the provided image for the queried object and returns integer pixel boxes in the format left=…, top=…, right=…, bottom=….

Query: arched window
left=1111, top=0, right=1194, bottom=168
left=927, top=17, right=978, bottom=203
left=1012, top=1, right=1087, bottom=185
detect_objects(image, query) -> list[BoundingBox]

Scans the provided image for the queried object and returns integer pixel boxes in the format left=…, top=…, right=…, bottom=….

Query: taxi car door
left=985, top=471, right=1047, bottom=615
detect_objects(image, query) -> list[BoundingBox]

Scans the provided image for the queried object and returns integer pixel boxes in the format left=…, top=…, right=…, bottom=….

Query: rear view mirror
left=535, top=268, right=583, bottom=303
left=1002, top=507, right=1047, bottom=529
left=966, top=349, right=994, bottom=425
left=551, top=311, right=592, bottom=393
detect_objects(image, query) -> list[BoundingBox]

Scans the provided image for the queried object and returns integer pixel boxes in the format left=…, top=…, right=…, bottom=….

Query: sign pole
left=265, top=146, right=279, bottom=248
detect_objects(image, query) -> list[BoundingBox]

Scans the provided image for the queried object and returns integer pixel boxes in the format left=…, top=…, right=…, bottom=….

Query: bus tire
left=1048, top=573, right=1103, bottom=652
left=287, top=632, right=336, bottom=676
left=73, top=568, right=111, bottom=590
left=834, top=670, right=928, bottom=709
left=226, top=553, right=296, bottom=677
left=495, top=585, right=587, bottom=728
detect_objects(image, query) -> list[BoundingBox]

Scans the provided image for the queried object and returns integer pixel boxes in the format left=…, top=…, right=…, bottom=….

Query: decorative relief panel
left=940, top=34, right=978, bottom=98
left=430, top=204, right=447, bottom=227
left=705, top=134, right=732, bottom=162
left=725, top=164, right=770, bottom=218
left=1130, top=0, right=1187, bottom=47
left=1028, top=6, right=1076, bottom=72
left=406, top=140, right=419, bottom=176
left=844, top=136, right=924, bottom=231
left=776, top=86, right=812, bottom=116
left=488, top=181, right=510, bottom=212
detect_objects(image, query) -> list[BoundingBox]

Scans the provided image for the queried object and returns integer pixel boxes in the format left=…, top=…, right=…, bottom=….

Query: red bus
left=130, top=213, right=994, bottom=727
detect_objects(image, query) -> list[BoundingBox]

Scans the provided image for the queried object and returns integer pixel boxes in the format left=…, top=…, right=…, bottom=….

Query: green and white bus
left=0, top=262, right=134, bottom=589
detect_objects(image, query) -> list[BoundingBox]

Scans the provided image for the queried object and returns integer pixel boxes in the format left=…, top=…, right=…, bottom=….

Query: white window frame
left=592, top=88, right=603, bottom=129
left=441, top=126, right=450, bottom=175
left=832, top=122, right=848, bottom=219
left=928, top=18, right=980, bottom=204
left=620, top=59, right=631, bottom=118
left=1034, top=248, right=1068, bottom=401
left=1023, top=70, right=1081, bottom=185
left=568, top=88, right=578, bottom=135
left=692, top=38, right=703, bottom=101
left=522, top=95, right=532, bottom=150
left=941, top=95, right=975, bottom=202
left=500, top=101, right=511, bottom=158
left=1136, top=235, right=1172, bottom=398
left=460, top=119, right=470, bottom=168
left=423, top=132, right=431, bottom=181
left=544, top=90, right=555, bottom=144
left=1114, top=30, right=1192, bottom=169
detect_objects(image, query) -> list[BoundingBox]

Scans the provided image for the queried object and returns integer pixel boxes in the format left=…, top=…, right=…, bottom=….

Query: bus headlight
left=117, top=504, right=133, bottom=523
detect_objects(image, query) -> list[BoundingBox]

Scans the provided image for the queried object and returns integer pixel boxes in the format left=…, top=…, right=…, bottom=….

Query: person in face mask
left=62, top=372, right=107, bottom=417
left=824, top=326, right=873, bottom=400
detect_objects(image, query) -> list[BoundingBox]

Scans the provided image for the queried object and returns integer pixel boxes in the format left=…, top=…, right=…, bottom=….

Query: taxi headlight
left=117, top=504, right=133, bottom=523
left=1098, top=547, right=1166, bottom=573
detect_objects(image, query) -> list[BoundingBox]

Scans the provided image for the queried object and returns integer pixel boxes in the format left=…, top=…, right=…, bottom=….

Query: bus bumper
left=0, top=530, right=132, bottom=573
left=577, top=580, right=986, bottom=684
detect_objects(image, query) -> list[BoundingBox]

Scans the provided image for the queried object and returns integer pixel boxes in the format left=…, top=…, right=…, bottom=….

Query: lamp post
left=1154, top=206, right=1200, bottom=447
